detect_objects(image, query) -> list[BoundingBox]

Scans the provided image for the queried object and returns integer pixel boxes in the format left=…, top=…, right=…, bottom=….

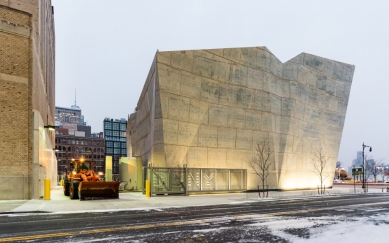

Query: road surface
left=1, top=193, right=389, bottom=242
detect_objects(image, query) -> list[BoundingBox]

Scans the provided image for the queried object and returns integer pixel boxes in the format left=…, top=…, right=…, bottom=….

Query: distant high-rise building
left=55, top=93, right=86, bottom=134
left=103, top=118, right=127, bottom=176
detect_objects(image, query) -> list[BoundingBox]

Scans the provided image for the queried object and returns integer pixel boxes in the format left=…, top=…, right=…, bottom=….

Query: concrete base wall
left=31, top=110, right=57, bottom=199
left=0, top=175, right=29, bottom=199
left=119, top=157, right=143, bottom=190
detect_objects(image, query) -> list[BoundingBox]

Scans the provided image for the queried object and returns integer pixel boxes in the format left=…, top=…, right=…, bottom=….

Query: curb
left=0, top=211, right=51, bottom=215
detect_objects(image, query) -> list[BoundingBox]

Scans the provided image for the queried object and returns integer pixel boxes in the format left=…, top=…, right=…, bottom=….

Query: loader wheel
left=69, top=182, right=79, bottom=200
left=114, top=188, right=119, bottom=199
left=63, top=182, right=70, bottom=196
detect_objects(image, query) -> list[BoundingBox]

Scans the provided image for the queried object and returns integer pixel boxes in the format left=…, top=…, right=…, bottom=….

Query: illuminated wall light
left=44, top=125, right=56, bottom=131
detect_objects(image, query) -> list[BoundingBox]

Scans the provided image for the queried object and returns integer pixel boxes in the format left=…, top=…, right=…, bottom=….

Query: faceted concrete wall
left=129, top=47, right=354, bottom=190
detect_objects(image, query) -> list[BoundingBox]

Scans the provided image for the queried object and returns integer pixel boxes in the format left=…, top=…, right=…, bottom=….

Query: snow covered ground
left=249, top=213, right=389, bottom=242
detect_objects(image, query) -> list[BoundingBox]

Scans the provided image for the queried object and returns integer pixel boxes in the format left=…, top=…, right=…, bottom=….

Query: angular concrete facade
left=129, top=47, right=354, bottom=190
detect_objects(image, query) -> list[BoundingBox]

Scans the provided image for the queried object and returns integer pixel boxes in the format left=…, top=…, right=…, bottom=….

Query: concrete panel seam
left=0, top=19, right=30, bottom=37
left=0, top=72, right=28, bottom=84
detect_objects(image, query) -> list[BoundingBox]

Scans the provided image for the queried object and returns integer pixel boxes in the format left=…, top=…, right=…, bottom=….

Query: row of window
left=104, top=122, right=127, bottom=131
left=56, top=153, right=105, bottom=159
left=56, top=146, right=104, bottom=153
left=55, top=146, right=105, bottom=153
left=104, top=130, right=126, bottom=137
left=106, top=148, right=126, bottom=154
left=56, top=139, right=104, bottom=146
left=106, top=142, right=126, bottom=148
left=58, top=160, right=104, bottom=166
left=105, top=136, right=126, bottom=142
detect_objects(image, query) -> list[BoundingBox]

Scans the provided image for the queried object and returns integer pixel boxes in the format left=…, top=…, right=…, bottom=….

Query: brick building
left=0, top=1, right=56, bottom=199
left=55, top=135, right=105, bottom=176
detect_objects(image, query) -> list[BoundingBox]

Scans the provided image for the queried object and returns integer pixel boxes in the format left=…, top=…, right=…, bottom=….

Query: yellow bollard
left=145, top=180, right=150, bottom=198
left=44, top=179, right=50, bottom=200
left=60, top=180, right=64, bottom=186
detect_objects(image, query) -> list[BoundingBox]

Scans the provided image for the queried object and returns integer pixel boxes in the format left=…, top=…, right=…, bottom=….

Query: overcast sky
left=51, top=0, right=389, bottom=167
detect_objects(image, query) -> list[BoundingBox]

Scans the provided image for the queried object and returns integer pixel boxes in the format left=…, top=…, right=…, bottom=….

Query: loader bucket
left=78, top=181, right=120, bottom=200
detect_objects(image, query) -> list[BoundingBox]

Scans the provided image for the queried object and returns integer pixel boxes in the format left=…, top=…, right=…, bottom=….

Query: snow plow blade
left=78, top=181, right=120, bottom=200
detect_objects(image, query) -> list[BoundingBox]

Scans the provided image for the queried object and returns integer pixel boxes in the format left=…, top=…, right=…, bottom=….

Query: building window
left=104, top=122, right=112, bottom=129
left=113, top=123, right=119, bottom=130
left=121, top=143, right=126, bottom=148
left=120, top=123, right=126, bottom=131
left=76, top=141, right=79, bottom=145
left=114, top=142, right=120, bottom=148
left=120, top=132, right=126, bottom=137
left=81, top=141, right=84, bottom=145
left=113, top=131, right=119, bottom=136
left=105, top=130, right=112, bottom=136
left=106, top=142, right=113, bottom=147
left=120, top=137, right=126, bottom=142
left=106, top=148, right=113, bottom=154
left=121, top=149, right=127, bottom=154
left=114, top=148, right=121, bottom=154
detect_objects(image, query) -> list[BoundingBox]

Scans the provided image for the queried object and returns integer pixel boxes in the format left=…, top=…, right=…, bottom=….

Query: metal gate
left=143, top=166, right=247, bottom=196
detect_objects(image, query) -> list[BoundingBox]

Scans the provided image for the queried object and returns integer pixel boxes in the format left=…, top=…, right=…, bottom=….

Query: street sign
left=352, top=167, right=363, bottom=176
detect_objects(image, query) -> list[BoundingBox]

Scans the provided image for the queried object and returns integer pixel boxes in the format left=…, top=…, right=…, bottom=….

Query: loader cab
left=70, top=158, right=95, bottom=173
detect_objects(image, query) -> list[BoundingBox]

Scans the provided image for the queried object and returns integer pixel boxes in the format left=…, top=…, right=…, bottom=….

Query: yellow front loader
left=63, top=159, right=120, bottom=200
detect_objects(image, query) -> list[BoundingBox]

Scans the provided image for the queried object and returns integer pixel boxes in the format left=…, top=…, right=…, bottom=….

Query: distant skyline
left=52, top=0, right=389, bottom=167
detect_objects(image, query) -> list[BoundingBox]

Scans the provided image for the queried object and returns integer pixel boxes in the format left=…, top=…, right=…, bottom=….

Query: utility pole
left=362, top=142, right=372, bottom=190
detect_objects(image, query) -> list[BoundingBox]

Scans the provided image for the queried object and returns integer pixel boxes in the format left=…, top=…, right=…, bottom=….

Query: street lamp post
left=362, top=142, right=372, bottom=190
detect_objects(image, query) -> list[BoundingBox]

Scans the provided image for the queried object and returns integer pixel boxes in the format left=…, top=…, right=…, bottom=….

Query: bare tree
left=366, top=158, right=385, bottom=182
left=248, top=141, right=274, bottom=198
left=311, top=148, right=329, bottom=194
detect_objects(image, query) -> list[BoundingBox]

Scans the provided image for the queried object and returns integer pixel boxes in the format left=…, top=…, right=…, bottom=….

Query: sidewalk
left=0, top=186, right=384, bottom=215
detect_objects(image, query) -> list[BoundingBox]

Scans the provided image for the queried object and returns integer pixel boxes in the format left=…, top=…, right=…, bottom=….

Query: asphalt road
left=1, top=193, right=389, bottom=242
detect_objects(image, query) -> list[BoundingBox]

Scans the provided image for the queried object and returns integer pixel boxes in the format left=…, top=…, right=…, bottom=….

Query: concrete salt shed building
left=128, top=47, right=354, bottom=191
